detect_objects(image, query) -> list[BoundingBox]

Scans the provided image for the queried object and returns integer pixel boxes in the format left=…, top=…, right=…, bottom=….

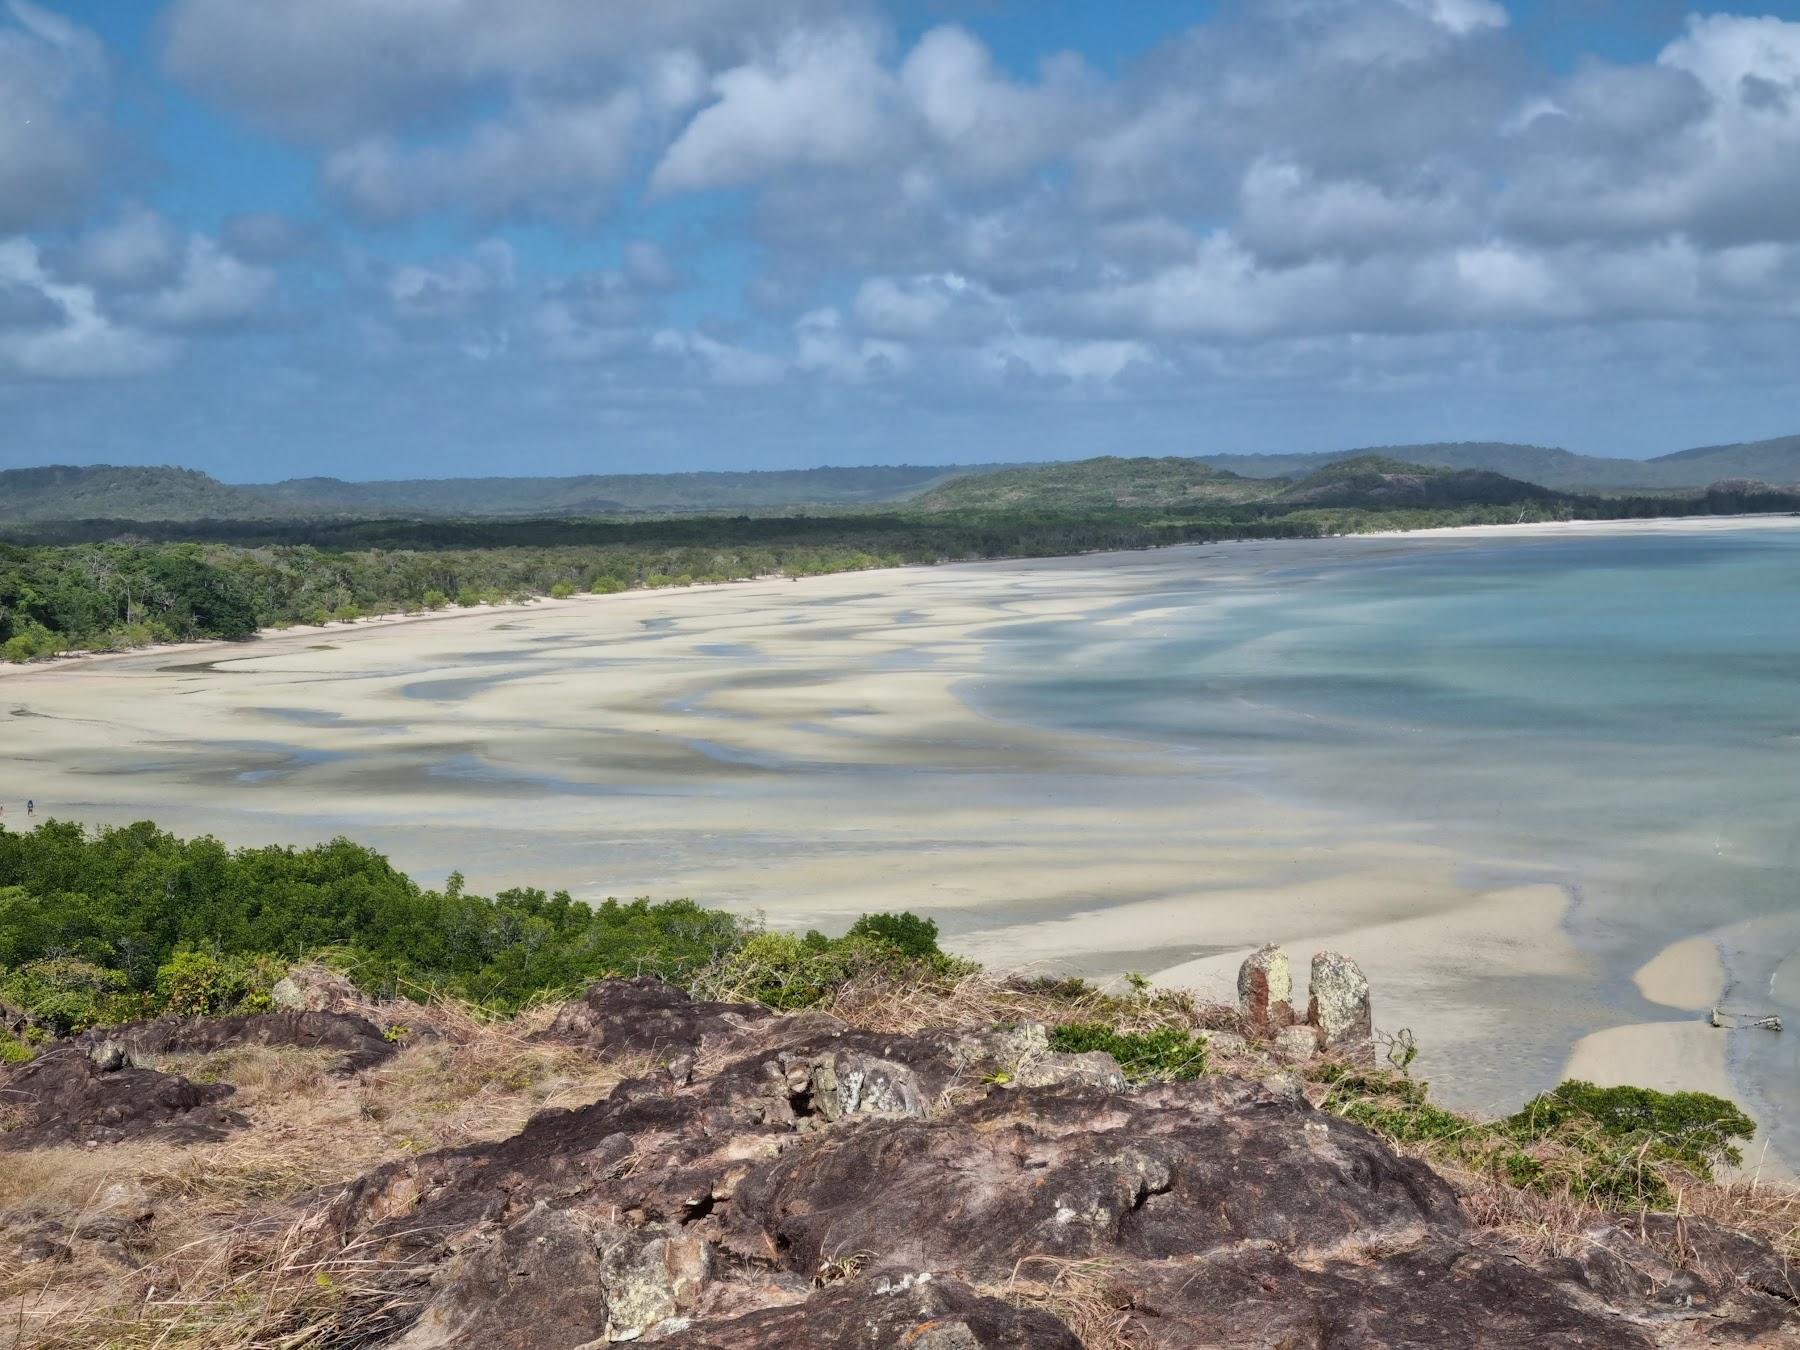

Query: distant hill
left=5, top=432, right=1795, bottom=525
left=1648, top=433, right=1800, bottom=485
left=0, top=465, right=275, bottom=522
left=1273, top=455, right=1563, bottom=509
left=0, top=463, right=972, bottom=523
left=1203, top=436, right=1800, bottom=490
left=913, top=455, right=1268, bottom=512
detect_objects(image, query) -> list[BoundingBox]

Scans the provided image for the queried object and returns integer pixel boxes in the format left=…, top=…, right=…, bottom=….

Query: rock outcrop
left=74, top=1008, right=398, bottom=1073
left=270, top=978, right=1800, bottom=1348
left=1237, top=944, right=1375, bottom=1056
left=5, top=976, right=1794, bottom=1345
left=0, top=1045, right=245, bottom=1150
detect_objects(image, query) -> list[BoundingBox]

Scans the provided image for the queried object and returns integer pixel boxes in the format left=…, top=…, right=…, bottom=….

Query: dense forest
left=1, top=456, right=1795, bottom=661
left=0, top=513, right=1319, bottom=659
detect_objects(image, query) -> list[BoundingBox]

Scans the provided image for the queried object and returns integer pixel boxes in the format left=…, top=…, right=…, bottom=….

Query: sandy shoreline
left=4, top=513, right=1796, bottom=1141
left=5, top=511, right=1793, bottom=683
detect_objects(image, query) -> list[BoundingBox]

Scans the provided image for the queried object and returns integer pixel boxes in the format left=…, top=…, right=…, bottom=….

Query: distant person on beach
left=25, top=800, right=32, bottom=816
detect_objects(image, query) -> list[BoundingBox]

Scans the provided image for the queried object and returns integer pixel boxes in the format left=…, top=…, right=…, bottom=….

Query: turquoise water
left=972, top=526, right=1800, bottom=1150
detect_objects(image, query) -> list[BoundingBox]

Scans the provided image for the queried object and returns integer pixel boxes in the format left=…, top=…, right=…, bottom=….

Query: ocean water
left=970, top=525, right=1800, bottom=1151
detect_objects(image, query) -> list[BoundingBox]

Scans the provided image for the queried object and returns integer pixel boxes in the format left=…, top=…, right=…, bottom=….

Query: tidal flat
left=4, top=516, right=1797, bottom=1158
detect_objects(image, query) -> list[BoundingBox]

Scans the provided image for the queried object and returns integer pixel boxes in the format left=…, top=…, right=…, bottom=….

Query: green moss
left=1048, top=1022, right=1208, bottom=1081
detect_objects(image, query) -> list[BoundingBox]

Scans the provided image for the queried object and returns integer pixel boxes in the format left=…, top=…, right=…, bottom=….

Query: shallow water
left=968, top=526, right=1800, bottom=1150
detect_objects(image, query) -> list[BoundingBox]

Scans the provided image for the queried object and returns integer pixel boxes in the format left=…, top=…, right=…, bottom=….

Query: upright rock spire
left=1307, top=950, right=1372, bottom=1049
left=1236, top=944, right=1294, bottom=1031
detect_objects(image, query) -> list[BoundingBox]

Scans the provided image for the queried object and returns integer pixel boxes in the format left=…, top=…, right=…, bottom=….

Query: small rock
left=92, top=1181, right=155, bottom=1223
left=1205, top=1031, right=1248, bottom=1057
left=16, top=1233, right=71, bottom=1265
left=1307, top=951, right=1372, bottom=1048
left=84, top=1039, right=138, bottom=1073
left=1274, top=1025, right=1318, bottom=1061
left=269, top=963, right=360, bottom=1014
left=600, top=1228, right=712, bottom=1341
left=1237, top=944, right=1293, bottom=1030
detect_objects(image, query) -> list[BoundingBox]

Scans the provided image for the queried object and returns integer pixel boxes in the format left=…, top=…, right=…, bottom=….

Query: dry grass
left=985, top=1256, right=1134, bottom=1349
left=0, top=997, right=643, bottom=1350
left=820, top=967, right=1242, bottom=1041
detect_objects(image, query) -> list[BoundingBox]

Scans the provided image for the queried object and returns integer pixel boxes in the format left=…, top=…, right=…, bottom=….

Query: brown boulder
left=0, top=1046, right=244, bottom=1150
left=537, top=976, right=773, bottom=1061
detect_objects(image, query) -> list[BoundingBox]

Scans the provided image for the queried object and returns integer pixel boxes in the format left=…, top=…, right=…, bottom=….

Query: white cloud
left=1239, top=159, right=1475, bottom=259
left=387, top=240, right=516, bottom=322
left=793, top=307, right=908, bottom=381
left=652, top=328, right=786, bottom=385
left=899, top=26, right=1089, bottom=181
left=0, top=1, right=109, bottom=230
left=326, top=93, right=642, bottom=223
left=0, top=237, right=173, bottom=378
left=160, top=0, right=847, bottom=141
left=651, top=25, right=900, bottom=194
left=130, top=237, right=276, bottom=329
left=1395, top=0, right=1508, bottom=37
left=64, top=205, right=183, bottom=289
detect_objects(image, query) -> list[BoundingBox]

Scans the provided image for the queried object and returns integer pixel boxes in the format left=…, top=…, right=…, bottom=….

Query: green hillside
left=1651, top=433, right=1800, bottom=485
left=254, top=464, right=973, bottom=516
left=1274, top=455, right=1563, bottom=508
left=0, top=466, right=274, bottom=522
left=914, top=456, right=1269, bottom=512
left=0, top=463, right=977, bottom=523
left=1203, top=436, right=1800, bottom=490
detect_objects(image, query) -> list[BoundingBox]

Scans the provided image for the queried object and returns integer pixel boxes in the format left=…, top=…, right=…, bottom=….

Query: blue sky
left=2, top=0, right=1798, bottom=480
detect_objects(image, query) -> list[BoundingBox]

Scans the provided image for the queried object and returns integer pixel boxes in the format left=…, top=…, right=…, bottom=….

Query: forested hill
left=1271, top=455, right=1563, bottom=508
left=5, top=434, right=1796, bottom=523
left=912, top=455, right=1269, bottom=512
left=0, top=466, right=271, bottom=522
left=250, top=465, right=973, bottom=516
left=0, top=463, right=976, bottom=523
left=1201, top=436, right=1800, bottom=490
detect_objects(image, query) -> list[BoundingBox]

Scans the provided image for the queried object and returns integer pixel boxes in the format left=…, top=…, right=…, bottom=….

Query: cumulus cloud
left=899, top=26, right=1091, bottom=181
left=0, top=1, right=109, bottom=230
left=325, top=93, right=642, bottom=223
left=0, top=237, right=173, bottom=378
left=159, top=0, right=848, bottom=142
left=651, top=25, right=901, bottom=194
left=128, top=237, right=276, bottom=329
left=9, top=0, right=1793, bottom=459
left=62, top=205, right=183, bottom=289
left=386, top=240, right=516, bottom=323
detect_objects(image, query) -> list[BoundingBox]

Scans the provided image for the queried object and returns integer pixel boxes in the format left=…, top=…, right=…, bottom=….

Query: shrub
left=1315, top=1066, right=1758, bottom=1209
left=846, top=911, right=942, bottom=958
left=1508, top=1080, right=1756, bottom=1177
left=700, top=929, right=969, bottom=1012
left=422, top=589, right=449, bottom=610
left=549, top=580, right=575, bottom=598
left=590, top=576, right=627, bottom=595
left=1048, top=1022, right=1208, bottom=1081
left=0, top=958, right=144, bottom=1034
left=154, top=948, right=282, bottom=1017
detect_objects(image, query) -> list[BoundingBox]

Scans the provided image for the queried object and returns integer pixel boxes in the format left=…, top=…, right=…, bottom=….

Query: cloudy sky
left=1, top=0, right=1798, bottom=479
